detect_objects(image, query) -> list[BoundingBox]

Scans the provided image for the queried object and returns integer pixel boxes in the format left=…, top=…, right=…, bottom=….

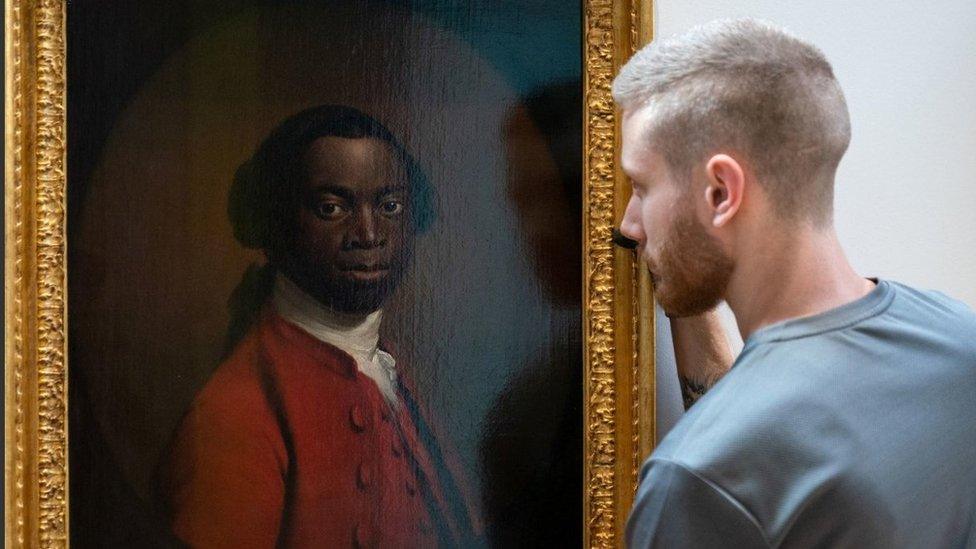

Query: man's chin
left=324, top=275, right=399, bottom=315
left=655, top=282, right=722, bottom=318
left=659, top=299, right=715, bottom=319
left=327, top=292, right=388, bottom=315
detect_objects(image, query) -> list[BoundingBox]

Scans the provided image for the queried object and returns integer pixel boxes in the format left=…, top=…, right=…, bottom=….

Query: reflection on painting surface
left=68, top=1, right=581, bottom=547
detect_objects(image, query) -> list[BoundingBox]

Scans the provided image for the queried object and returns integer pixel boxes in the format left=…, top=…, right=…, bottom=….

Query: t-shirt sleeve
left=626, top=459, right=770, bottom=549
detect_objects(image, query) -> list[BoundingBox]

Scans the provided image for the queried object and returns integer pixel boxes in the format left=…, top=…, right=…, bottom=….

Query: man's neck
left=272, top=274, right=384, bottom=354
left=725, top=224, right=874, bottom=341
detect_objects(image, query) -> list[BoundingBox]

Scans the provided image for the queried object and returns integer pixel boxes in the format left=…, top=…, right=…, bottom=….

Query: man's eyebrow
left=311, top=183, right=355, bottom=202
left=375, top=184, right=408, bottom=198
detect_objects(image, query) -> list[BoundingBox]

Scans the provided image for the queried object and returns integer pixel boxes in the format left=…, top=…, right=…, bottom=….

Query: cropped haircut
left=228, top=104, right=435, bottom=255
left=612, top=18, right=851, bottom=225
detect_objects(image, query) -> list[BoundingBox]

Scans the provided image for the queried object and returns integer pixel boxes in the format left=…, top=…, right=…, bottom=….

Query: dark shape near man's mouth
left=611, top=228, right=638, bottom=250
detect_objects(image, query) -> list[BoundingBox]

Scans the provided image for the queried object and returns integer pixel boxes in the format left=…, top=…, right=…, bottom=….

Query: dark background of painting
left=67, top=1, right=581, bottom=547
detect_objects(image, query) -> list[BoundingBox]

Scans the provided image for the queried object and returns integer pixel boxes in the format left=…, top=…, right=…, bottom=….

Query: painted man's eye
left=380, top=200, right=404, bottom=216
left=315, top=202, right=346, bottom=219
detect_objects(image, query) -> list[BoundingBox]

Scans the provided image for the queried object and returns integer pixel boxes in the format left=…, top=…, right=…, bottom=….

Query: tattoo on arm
left=679, top=376, right=708, bottom=410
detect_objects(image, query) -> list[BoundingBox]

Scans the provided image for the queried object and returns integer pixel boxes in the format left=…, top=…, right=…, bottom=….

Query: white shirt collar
left=271, top=273, right=398, bottom=405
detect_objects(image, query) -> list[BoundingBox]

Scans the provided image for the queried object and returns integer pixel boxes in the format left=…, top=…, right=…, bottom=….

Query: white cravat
left=271, top=274, right=398, bottom=405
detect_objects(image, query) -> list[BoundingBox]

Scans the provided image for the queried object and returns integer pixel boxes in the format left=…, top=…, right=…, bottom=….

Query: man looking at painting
left=614, top=19, right=976, bottom=547
left=160, top=105, right=481, bottom=548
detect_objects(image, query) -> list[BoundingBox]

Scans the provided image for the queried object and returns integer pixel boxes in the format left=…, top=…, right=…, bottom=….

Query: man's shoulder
left=886, top=280, right=976, bottom=330
left=651, top=342, right=877, bottom=492
left=628, top=456, right=772, bottom=548
left=652, top=369, right=823, bottom=468
left=184, top=335, right=276, bottom=431
left=880, top=281, right=976, bottom=366
left=645, top=377, right=871, bottom=546
left=192, top=315, right=364, bottom=421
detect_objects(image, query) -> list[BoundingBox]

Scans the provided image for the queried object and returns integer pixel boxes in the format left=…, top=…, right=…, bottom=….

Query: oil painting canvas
left=66, top=1, right=583, bottom=546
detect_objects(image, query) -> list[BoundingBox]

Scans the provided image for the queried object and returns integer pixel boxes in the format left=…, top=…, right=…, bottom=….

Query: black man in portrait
left=159, top=105, right=482, bottom=548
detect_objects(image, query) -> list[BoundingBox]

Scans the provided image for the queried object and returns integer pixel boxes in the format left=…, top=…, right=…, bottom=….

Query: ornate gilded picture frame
left=5, top=0, right=655, bottom=546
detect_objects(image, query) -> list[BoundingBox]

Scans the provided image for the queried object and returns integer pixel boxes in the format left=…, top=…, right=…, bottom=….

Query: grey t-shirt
left=627, top=280, right=976, bottom=548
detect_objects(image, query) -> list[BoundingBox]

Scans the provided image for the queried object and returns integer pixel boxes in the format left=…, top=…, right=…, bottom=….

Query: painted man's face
left=278, top=136, right=414, bottom=315
left=619, top=108, right=732, bottom=317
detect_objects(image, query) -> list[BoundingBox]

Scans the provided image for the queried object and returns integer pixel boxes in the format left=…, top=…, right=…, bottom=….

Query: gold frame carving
left=4, top=1, right=655, bottom=547
left=583, top=0, right=654, bottom=546
left=6, top=0, right=69, bottom=547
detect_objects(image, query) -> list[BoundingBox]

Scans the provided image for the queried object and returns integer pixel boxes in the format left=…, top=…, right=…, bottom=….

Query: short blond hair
left=613, top=18, right=851, bottom=225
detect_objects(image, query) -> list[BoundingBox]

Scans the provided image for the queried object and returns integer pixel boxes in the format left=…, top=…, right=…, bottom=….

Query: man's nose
left=348, top=207, right=385, bottom=249
left=619, top=195, right=643, bottom=243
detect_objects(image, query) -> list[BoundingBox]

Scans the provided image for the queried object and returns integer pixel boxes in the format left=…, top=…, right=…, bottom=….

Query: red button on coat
left=356, top=462, right=371, bottom=489
left=349, top=404, right=368, bottom=432
left=353, top=523, right=374, bottom=548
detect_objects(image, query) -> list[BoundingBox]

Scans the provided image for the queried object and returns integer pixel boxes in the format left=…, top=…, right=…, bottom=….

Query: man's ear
left=704, top=154, right=745, bottom=228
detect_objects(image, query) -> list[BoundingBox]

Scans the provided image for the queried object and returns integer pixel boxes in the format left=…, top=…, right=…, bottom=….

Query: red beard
left=651, top=204, right=733, bottom=317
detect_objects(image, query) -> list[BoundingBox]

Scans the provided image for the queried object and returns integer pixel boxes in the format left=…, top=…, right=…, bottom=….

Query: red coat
left=161, top=307, right=482, bottom=548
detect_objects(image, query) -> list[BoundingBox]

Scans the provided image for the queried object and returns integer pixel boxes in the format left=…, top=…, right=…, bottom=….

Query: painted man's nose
left=347, top=211, right=386, bottom=250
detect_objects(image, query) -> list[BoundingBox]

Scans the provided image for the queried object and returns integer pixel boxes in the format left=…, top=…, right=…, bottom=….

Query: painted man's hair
left=612, top=18, right=851, bottom=225
left=228, top=104, right=435, bottom=255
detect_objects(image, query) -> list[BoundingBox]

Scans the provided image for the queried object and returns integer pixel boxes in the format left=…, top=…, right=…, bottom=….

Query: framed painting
left=4, top=0, right=656, bottom=547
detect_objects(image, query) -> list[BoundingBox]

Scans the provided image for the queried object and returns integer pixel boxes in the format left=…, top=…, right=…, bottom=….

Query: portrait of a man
left=64, top=1, right=584, bottom=546
left=158, top=105, right=481, bottom=547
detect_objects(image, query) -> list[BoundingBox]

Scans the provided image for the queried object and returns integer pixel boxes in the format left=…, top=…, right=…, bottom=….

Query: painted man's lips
left=340, top=263, right=391, bottom=282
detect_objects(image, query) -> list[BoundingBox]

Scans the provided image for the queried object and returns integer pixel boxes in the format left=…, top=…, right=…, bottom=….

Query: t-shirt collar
left=740, top=278, right=894, bottom=355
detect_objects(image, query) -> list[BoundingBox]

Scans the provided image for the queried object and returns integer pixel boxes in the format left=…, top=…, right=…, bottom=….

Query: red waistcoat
left=161, top=308, right=482, bottom=548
